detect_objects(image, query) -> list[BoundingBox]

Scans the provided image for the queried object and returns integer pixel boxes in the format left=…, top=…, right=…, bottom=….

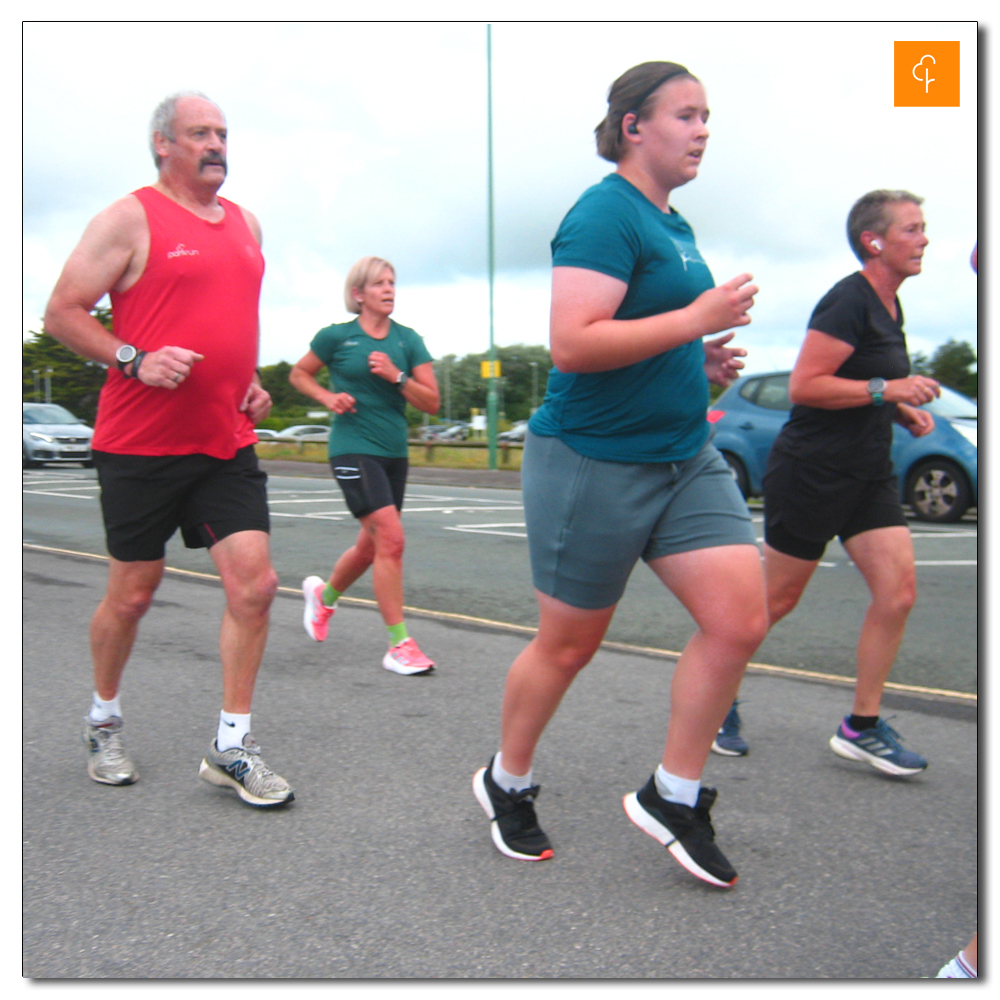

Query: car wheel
left=23, top=449, right=38, bottom=469
left=721, top=451, right=750, bottom=498
left=905, top=458, right=970, bottom=523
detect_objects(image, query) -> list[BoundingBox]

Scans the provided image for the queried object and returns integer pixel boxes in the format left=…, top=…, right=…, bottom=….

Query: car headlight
left=952, top=423, right=977, bottom=449
left=28, top=432, right=55, bottom=443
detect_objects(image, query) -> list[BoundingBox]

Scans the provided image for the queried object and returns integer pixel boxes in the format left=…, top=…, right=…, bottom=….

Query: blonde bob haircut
left=344, top=256, right=396, bottom=314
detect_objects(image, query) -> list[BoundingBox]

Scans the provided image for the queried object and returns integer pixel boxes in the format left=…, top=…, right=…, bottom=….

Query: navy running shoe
left=623, top=777, right=738, bottom=888
left=829, top=716, right=928, bottom=777
left=711, top=701, right=748, bottom=757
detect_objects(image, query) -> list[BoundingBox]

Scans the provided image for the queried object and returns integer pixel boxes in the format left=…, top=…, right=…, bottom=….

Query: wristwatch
left=395, top=371, right=409, bottom=388
left=115, top=344, right=138, bottom=372
left=867, top=377, right=887, bottom=406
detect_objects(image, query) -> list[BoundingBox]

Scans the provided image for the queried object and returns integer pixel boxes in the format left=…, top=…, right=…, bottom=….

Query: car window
left=23, top=404, right=81, bottom=425
left=924, top=385, right=977, bottom=420
left=738, top=379, right=761, bottom=403
left=755, top=375, right=792, bottom=411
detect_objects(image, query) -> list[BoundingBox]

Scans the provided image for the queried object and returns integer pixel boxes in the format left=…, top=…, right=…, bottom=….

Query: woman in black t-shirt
left=714, top=190, right=941, bottom=777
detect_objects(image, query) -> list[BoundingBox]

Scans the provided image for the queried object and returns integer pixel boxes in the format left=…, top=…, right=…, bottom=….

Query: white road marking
left=445, top=526, right=528, bottom=538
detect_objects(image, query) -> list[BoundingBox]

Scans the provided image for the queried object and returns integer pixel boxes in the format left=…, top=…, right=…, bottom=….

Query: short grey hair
left=149, top=91, right=216, bottom=167
left=847, top=189, right=924, bottom=262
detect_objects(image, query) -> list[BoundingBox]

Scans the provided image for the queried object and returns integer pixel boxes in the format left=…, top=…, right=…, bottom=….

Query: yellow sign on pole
left=480, top=360, right=501, bottom=379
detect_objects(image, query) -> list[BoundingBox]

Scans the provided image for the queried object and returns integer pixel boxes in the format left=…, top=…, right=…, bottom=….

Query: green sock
left=387, top=622, right=409, bottom=646
left=321, top=583, right=341, bottom=606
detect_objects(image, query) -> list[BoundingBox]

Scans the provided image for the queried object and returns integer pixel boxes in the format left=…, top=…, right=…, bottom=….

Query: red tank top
left=92, top=186, right=265, bottom=458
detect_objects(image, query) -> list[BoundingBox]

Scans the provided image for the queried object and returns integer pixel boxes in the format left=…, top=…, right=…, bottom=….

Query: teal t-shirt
left=309, top=318, right=433, bottom=459
left=529, top=173, right=715, bottom=463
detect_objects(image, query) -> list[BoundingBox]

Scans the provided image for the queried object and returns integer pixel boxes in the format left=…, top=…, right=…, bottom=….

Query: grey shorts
left=522, top=431, right=756, bottom=609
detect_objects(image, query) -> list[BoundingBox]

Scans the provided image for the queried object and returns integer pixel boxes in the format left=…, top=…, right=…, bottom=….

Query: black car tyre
left=721, top=451, right=750, bottom=498
left=905, top=458, right=971, bottom=523
left=23, top=448, right=39, bottom=469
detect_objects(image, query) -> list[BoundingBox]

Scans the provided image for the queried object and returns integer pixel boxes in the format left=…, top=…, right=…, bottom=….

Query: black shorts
left=330, top=454, right=408, bottom=519
left=93, top=445, right=270, bottom=562
left=763, top=453, right=906, bottom=561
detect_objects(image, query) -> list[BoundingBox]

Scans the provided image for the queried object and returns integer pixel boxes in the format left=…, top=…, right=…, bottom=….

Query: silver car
left=23, top=403, right=94, bottom=467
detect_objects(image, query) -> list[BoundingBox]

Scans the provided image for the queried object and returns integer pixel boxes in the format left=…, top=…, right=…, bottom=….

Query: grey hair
left=847, top=189, right=924, bottom=262
left=149, top=91, right=216, bottom=167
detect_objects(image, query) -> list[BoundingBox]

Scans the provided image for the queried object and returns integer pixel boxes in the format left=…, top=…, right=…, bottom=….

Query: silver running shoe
left=198, top=734, right=295, bottom=808
left=83, top=715, right=138, bottom=785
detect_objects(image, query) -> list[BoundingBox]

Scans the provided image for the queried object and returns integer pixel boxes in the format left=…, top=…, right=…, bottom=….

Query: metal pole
left=485, top=23, right=498, bottom=470
left=44, top=367, right=53, bottom=404
left=32, top=369, right=40, bottom=402
left=445, top=357, right=452, bottom=423
left=530, top=361, right=538, bottom=413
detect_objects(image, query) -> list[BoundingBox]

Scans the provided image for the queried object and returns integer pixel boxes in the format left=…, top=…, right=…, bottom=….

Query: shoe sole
left=87, top=760, right=138, bottom=785
left=198, top=759, right=295, bottom=808
left=710, top=739, right=747, bottom=757
left=382, top=653, right=434, bottom=675
left=622, top=792, right=736, bottom=888
left=829, top=734, right=926, bottom=777
left=302, top=576, right=329, bottom=642
left=472, top=767, right=554, bottom=862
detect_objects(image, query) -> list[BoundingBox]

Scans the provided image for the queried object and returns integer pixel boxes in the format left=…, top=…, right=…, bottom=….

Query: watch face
left=116, top=345, right=137, bottom=364
left=869, top=378, right=886, bottom=393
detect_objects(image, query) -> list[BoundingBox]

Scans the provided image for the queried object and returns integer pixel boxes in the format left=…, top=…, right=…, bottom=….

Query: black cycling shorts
left=763, top=453, right=906, bottom=561
left=330, top=454, right=408, bottom=519
left=92, top=445, right=270, bottom=562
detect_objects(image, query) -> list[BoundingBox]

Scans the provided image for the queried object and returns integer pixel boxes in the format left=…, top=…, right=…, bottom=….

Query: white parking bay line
left=405, top=505, right=524, bottom=514
left=914, top=560, right=977, bottom=566
left=22, top=489, right=97, bottom=500
left=269, top=511, right=347, bottom=521
left=267, top=497, right=348, bottom=505
left=445, top=523, right=527, bottom=538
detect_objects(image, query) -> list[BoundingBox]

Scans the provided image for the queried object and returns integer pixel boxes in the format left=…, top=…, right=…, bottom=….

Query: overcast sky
left=22, top=19, right=978, bottom=375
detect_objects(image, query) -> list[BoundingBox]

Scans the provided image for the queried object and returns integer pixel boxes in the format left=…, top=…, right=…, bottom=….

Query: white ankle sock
left=492, top=752, right=533, bottom=793
left=217, top=711, right=251, bottom=751
left=654, top=765, right=700, bottom=808
left=89, top=692, right=121, bottom=724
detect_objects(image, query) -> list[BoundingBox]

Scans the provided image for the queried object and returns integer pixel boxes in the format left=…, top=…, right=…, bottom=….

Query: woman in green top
left=290, top=256, right=440, bottom=675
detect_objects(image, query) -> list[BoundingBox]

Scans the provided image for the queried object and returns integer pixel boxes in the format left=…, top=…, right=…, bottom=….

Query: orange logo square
left=894, top=41, right=960, bottom=106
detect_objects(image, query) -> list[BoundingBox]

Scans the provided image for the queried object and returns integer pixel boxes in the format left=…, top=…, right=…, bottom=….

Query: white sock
left=654, top=765, right=700, bottom=808
left=936, top=952, right=976, bottom=978
left=217, top=711, right=251, bottom=751
left=492, top=752, right=533, bottom=793
left=89, top=692, right=121, bottom=724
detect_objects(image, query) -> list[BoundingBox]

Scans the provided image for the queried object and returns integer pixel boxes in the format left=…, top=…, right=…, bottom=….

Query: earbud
left=627, top=119, right=639, bottom=135
left=871, top=239, right=883, bottom=251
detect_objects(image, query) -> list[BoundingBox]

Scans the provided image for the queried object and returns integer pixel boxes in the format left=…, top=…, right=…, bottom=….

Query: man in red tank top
left=44, top=92, right=294, bottom=808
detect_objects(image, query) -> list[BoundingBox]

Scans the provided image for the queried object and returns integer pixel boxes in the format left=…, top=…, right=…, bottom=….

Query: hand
left=240, top=382, right=272, bottom=424
left=703, top=331, right=746, bottom=387
left=895, top=402, right=935, bottom=438
left=689, top=273, right=757, bottom=336
left=884, top=375, right=940, bottom=406
left=328, top=391, right=357, bottom=414
left=367, top=350, right=399, bottom=383
left=135, top=346, right=205, bottom=388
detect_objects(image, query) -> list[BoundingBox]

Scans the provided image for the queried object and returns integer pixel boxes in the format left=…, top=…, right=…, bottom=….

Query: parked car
left=273, top=424, right=330, bottom=442
left=708, top=372, right=977, bottom=523
left=418, top=421, right=470, bottom=441
left=498, top=421, right=529, bottom=442
left=23, top=402, right=94, bottom=468
left=253, top=428, right=280, bottom=440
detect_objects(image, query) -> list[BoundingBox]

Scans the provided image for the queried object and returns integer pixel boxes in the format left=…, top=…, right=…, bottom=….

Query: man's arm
left=44, top=195, right=204, bottom=388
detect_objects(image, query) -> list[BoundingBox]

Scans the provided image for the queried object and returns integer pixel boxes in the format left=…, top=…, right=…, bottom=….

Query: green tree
left=22, top=307, right=112, bottom=424
left=927, top=339, right=977, bottom=399
left=258, top=360, right=322, bottom=415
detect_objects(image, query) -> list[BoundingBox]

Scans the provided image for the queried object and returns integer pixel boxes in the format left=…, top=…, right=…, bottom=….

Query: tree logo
left=894, top=41, right=960, bottom=107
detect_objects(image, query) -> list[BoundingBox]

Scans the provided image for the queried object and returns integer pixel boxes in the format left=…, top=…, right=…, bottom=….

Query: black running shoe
left=473, top=757, right=554, bottom=861
left=623, top=776, right=737, bottom=887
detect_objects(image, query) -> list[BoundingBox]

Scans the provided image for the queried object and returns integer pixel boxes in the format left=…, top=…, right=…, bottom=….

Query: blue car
left=708, top=371, right=977, bottom=523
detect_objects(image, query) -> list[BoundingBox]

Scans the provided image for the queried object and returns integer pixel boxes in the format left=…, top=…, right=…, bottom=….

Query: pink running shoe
left=382, top=638, right=435, bottom=675
left=302, top=575, right=335, bottom=641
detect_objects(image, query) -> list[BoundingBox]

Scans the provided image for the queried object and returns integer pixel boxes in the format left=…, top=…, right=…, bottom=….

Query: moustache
left=200, top=155, right=227, bottom=172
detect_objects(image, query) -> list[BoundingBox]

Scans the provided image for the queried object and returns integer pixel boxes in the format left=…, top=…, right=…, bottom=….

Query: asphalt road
left=21, top=462, right=979, bottom=979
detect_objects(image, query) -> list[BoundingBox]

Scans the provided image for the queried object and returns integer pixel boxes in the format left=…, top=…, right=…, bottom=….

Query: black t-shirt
left=771, top=272, right=910, bottom=475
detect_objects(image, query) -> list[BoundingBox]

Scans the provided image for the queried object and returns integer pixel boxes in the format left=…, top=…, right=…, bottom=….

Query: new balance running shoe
left=829, top=716, right=928, bottom=776
left=382, top=638, right=434, bottom=675
left=198, top=734, right=295, bottom=807
left=623, top=777, right=737, bottom=888
left=711, top=701, right=749, bottom=757
left=83, top=715, right=138, bottom=785
left=473, top=758, right=554, bottom=861
left=302, top=575, right=335, bottom=641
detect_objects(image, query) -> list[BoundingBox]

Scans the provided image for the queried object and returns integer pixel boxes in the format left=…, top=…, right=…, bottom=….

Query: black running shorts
left=763, top=453, right=906, bottom=562
left=92, top=445, right=270, bottom=562
left=330, top=454, right=408, bottom=519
